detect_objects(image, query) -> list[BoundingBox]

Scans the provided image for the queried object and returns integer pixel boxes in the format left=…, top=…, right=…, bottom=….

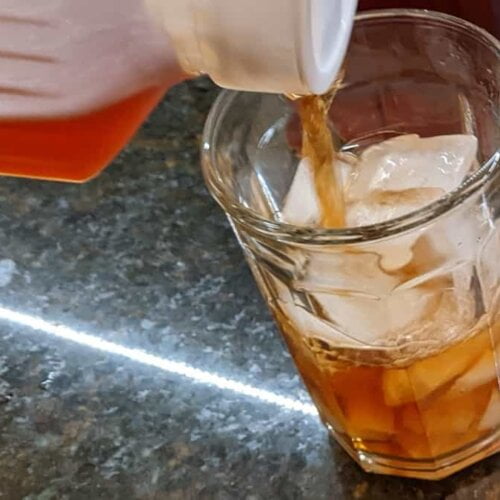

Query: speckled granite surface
left=0, top=78, right=498, bottom=500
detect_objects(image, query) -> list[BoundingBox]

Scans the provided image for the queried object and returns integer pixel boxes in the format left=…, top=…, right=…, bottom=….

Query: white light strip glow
left=0, top=306, right=317, bottom=417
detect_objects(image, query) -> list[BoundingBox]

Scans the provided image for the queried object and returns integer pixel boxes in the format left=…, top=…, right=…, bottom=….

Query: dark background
left=358, top=0, right=499, bottom=38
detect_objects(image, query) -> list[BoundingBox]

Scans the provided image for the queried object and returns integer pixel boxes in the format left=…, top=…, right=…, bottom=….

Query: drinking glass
left=201, top=10, right=500, bottom=479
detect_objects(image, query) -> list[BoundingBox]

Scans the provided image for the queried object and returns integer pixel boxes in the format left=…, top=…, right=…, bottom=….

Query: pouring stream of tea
left=295, top=79, right=345, bottom=228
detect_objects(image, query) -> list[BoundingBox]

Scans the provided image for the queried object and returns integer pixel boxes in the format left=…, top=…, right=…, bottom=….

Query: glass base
left=328, top=426, right=500, bottom=480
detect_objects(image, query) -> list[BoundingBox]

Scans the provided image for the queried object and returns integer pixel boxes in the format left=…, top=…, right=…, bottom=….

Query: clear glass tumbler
left=201, top=10, right=500, bottom=479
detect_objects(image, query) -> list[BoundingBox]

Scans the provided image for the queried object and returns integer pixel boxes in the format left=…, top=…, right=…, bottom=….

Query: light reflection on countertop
left=0, top=304, right=316, bottom=417
left=0, top=78, right=498, bottom=499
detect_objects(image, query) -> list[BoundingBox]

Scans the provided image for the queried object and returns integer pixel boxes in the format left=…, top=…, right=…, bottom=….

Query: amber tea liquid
left=0, top=86, right=167, bottom=182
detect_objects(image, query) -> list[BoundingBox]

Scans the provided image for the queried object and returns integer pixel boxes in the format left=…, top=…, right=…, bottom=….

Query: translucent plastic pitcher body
left=0, top=0, right=179, bottom=182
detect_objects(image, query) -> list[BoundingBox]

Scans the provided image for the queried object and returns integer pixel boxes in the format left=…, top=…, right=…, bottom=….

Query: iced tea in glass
left=202, top=11, right=500, bottom=479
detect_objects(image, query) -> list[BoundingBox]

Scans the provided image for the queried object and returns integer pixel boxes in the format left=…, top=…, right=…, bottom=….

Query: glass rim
left=201, top=8, right=500, bottom=246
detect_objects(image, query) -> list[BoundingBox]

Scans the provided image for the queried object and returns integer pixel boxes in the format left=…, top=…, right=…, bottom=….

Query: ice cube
left=283, top=300, right=346, bottom=345
left=477, top=223, right=500, bottom=308
left=275, top=243, right=437, bottom=347
left=345, top=134, right=477, bottom=271
left=376, top=245, right=415, bottom=273
left=383, top=331, right=488, bottom=405
left=272, top=262, right=432, bottom=349
left=346, top=188, right=444, bottom=271
left=346, top=189, right=445, bottom=227
left=281, top=158, right=320, bottom=226
left=316, top=285, right=435, bottom=347
left=398, top=386, right=492, bottom=457
left=278, top=132, right=481, bottom=349
left=383, top=368, right=414, bottom=407
left=269, top=271, right=360, bottom=347
left=423, top=199, right=488, bottom=287
left=421, top=385, right=491, bottom=436
left=298, top=251, right=399, bottom=297
left=398, top=423, right=478, bottom=459
left=451, top=349, right=497, bottom=393
left=281, top=157, right=352, bottom=226
left=478, top=388, right=500, bottom=431
left=348, top=134, right=478, bottom=200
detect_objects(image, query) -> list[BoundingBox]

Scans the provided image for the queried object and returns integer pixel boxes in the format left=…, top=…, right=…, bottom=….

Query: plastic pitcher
left=0, top=0, right=356, bottom=182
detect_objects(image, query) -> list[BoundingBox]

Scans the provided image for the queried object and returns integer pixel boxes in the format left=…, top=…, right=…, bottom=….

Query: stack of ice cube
left=277, top=134, right=483, bottom=351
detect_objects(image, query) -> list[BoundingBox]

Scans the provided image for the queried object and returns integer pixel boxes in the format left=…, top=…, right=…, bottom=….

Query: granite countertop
left=0, top=79, right=498, bottom=500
